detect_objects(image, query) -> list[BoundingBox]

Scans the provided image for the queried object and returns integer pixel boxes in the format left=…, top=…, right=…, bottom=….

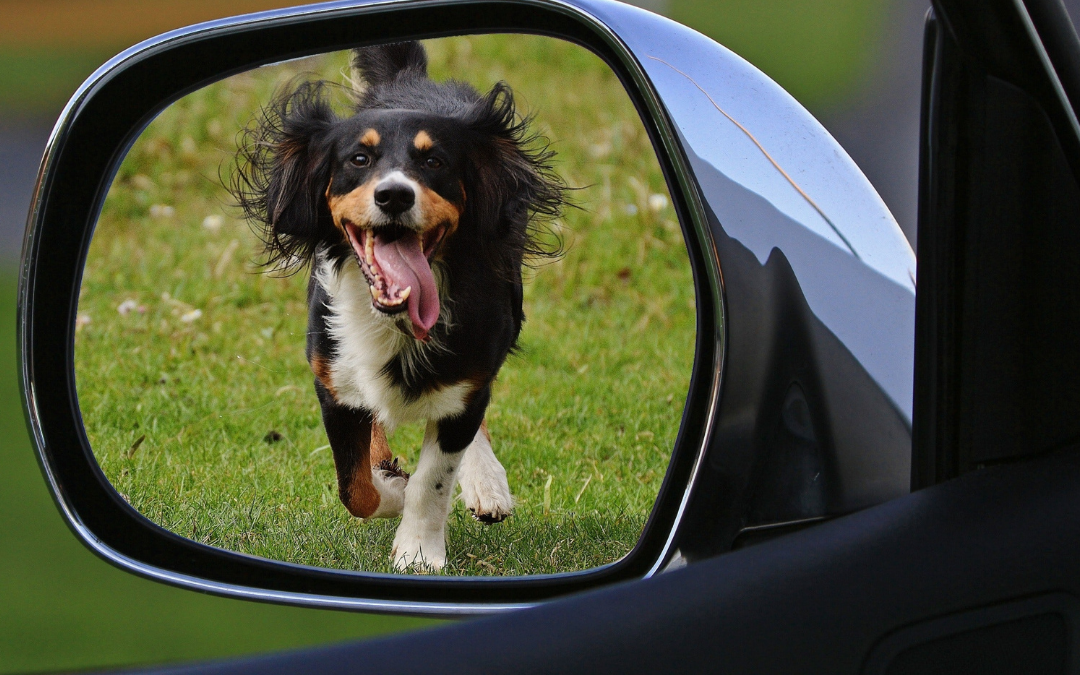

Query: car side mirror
left=18, top=0, right=915, bottom=613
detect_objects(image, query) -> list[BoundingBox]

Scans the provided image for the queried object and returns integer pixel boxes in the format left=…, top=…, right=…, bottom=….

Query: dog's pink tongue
left=372, top=232, right=440, bottom=340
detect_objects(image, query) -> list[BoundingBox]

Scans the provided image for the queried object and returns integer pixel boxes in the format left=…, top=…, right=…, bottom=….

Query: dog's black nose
left=374, top=183, right=416, bottom=215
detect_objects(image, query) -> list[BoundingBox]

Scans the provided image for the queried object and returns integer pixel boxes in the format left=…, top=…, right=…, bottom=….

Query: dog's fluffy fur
left=232, top=41, right=564, bottom=570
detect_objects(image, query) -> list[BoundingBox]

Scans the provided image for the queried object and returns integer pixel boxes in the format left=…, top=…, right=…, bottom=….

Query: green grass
left=0, top=274, right=436, bottom=674
left=0, top=46, right=118, bottom=116
left=668, top=0, right=889, bottom=109
left=74, top=35, right=696, bottom=576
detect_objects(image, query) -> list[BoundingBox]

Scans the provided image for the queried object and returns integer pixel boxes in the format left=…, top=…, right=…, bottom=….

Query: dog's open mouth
left=344, top=222, right=445, bottom=341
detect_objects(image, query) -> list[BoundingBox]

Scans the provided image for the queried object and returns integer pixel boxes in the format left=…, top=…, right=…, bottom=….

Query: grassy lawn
left=75, top=35, right=696, bottom=576
left=667, top=0, right=889, bottom=109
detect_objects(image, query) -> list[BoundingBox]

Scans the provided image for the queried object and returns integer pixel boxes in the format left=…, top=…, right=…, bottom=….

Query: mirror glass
left=75, top=34, right=695, bottom=576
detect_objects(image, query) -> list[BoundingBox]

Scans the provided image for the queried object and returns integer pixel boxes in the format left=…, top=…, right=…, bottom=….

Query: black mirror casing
left=18, top=0, right=916, bottom=612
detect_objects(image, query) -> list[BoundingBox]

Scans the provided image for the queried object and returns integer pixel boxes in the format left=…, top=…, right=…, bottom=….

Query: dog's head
left=325, top=108, right=469, bottom=340
left=232, top=41, right=564, bottom=341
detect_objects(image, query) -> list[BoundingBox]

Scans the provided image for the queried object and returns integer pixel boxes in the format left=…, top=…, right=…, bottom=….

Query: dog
left=232, top=41, right=564, bottom=571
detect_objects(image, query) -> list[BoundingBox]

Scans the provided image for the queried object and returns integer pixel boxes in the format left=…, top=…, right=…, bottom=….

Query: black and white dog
left=233, top=42, right=564, bottom=570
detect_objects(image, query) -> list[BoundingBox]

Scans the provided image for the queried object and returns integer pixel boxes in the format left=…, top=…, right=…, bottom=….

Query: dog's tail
left=351, top=41, right=428, bottom=88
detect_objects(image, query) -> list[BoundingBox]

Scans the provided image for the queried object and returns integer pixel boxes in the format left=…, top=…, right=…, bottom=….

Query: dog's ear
left=232, top=81, right=339, bottom=270
left=265, top=91, right=336, bottom=239
left=463, top=83, right=565, bottom=273
left=351, top=41, right=428, bottom=88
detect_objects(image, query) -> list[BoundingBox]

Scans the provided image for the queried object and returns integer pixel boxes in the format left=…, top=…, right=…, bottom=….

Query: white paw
left=458, top=468, right=514, bottom=523
left=390, top=524, right=446, bottom=572
left=458, top=437, right=514, bottom=524
left=366, top=461, right=408, bottom=519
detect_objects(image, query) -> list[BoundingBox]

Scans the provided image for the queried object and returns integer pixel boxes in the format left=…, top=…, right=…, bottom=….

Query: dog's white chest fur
left=316, top=255, right=468, bottom=430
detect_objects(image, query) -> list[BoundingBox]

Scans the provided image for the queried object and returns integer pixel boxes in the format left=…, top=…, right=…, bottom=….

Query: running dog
left=233, top=41, right=564, bottom=570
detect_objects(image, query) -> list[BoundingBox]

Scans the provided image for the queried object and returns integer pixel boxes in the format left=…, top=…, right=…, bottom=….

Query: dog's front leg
left=316, top=383, right=406, bottom=519
left=367, top=421, right=408, bottom=518
left=391, top=389, right=489, bottom=572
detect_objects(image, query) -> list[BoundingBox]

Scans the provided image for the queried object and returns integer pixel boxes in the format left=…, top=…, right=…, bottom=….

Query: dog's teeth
left=369, top=285, right=380, bottom=300
left=364, top=230, right=375, bottom=264
left=399, top=286, right=412, bottom=302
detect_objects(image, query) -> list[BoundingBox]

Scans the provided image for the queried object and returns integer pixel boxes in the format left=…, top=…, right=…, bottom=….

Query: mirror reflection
left=75, top=34, right=695, bottom=575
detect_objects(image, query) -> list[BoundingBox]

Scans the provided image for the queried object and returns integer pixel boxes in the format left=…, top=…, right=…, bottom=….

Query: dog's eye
left=350, top=153, right=371, bottom=168
left=424, top=157, right=443, bottom=170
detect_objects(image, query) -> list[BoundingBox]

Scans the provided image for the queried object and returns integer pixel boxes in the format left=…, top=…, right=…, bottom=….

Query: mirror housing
left=18, top=0, right=914, bottom=613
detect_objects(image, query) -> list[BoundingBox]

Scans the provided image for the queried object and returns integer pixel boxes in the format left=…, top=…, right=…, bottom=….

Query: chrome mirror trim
left=580, top=0, right=914, bottom=558
left=591, top=0, right=915, bottom=419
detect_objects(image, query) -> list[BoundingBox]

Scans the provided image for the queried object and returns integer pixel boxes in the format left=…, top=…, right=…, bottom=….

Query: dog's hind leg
left=457, top=420, right=513, bottom=524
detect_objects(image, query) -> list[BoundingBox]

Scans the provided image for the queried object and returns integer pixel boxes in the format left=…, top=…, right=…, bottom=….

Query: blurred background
left=1, top=0, right=1075, bottom=671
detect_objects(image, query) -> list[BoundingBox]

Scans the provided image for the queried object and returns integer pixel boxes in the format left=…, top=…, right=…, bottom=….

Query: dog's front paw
left=459, top=474, right=513, bottom=524
left=458, top=442, right=514, bottom=524
left=366, top=459, right=409, bottom=519
left=390, top=524, right=446, bottom=572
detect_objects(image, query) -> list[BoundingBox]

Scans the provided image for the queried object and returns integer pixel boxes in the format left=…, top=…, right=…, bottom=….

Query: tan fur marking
left=327, top=179, right=379, bottom=235
left=413, top=130, right=433, bottom=151
left=418, top=185, right=463, bottom=239
left=370, top=422, right=393, bottom=466
left=310, top=353, right=337, bottom=399
left=312, top=355, right=389, bottom=520
left=334, top=416, right=381, bottom=518
left=360, top=128, right=381, bottom=146
left=344, top=470, right=381, bottom=518
left=479, top=419, right=491, bottom=443
left=461, top=372, right=492, bottom=408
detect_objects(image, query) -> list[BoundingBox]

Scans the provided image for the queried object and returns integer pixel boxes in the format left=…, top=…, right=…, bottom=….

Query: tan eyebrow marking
left=360, top=128, right=380, bottom=146
left=414, top=130, right=433, bottom=151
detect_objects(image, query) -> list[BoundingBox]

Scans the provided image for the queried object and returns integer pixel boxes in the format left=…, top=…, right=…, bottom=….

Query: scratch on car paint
left=647, top=55, right=860, bottom=261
